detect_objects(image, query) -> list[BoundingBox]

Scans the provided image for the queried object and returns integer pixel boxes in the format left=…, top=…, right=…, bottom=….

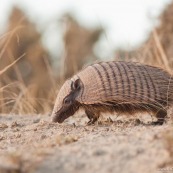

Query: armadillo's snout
left=51, top=106, right=75, bottom=123
left=51, top=102, right=80, bottom=123
left=51, top=111, right=65, bottom=123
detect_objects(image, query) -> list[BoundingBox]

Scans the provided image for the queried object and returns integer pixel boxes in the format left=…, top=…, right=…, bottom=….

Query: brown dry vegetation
left=0, top=7, right=55, bottom=114
left=62, top=14, right=102, bottom=79
left=3, top=3, right=173, bottom=115
left=0, top=7, right=102, bottom=115
left=1, top=3, right=173, bottom=115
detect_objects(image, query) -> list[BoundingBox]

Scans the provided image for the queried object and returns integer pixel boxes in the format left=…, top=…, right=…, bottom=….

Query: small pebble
left=33, top=118, right=40, bottom=124
left=40, top=134, right=47, bottom=140
left=93, top=149, right=107, bottom=156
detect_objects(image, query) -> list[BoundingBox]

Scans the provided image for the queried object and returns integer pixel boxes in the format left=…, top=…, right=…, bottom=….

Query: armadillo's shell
left=73, top=61, right=172, bottom=106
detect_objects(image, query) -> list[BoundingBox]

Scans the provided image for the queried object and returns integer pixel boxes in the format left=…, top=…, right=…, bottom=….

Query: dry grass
left=0, top=7, right=58, bottom=114
left=1, top=3, right=173, bottom=116
left=0, top=8, right=103, bottom=115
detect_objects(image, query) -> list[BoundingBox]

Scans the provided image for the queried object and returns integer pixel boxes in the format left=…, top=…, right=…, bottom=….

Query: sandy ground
left=0, top=113, right=173, bottom=173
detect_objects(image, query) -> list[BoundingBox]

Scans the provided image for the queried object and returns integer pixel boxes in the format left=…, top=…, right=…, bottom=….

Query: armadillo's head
left=51, top=78, right=82, bottom=123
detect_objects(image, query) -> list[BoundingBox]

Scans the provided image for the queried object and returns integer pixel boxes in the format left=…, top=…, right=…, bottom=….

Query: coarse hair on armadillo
left=52, top=61, right=173, bottom=125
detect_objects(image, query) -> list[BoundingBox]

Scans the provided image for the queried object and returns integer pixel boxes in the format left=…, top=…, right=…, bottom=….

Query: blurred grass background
left=1, top=1, right=173, bottom=114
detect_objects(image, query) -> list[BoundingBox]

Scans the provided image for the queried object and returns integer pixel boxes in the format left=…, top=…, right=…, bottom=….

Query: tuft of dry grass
left=0, top=7, right=58, bottom=115
left=0, top=9, right=103, bottom=115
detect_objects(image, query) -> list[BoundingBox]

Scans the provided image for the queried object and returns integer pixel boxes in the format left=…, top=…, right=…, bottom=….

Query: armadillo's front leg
left=85, top=109, right=99, bottom=125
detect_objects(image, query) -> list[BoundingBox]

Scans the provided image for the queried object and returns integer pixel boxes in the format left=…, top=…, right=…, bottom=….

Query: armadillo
left=51, top=61, right=173, bottom=125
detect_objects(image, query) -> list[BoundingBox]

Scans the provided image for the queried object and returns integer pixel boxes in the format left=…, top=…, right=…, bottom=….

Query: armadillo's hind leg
left=85, top=109, right=100, bottom=125
left=152, top=109, right=167, bottom=125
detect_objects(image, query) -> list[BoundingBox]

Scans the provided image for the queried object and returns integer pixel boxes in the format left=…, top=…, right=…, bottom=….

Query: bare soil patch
left=0, top=113, right=172, bottom=173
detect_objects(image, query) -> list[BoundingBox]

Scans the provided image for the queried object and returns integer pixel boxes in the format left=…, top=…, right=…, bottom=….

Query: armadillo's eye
left=63, top=97, right=71, bottom=105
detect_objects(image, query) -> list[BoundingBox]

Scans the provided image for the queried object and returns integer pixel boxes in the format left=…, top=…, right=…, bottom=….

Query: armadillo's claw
left=87, top=117, right=98, bottom=125
left=87, top=120, right=93, bottom=125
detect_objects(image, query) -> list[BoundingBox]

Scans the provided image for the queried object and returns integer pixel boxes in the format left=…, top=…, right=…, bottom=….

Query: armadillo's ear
left=71, top=78, right=81, bottom=90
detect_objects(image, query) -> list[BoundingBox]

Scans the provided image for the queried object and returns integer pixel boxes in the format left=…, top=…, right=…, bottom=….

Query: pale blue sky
left=0, top=0, right=171, bottom=59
